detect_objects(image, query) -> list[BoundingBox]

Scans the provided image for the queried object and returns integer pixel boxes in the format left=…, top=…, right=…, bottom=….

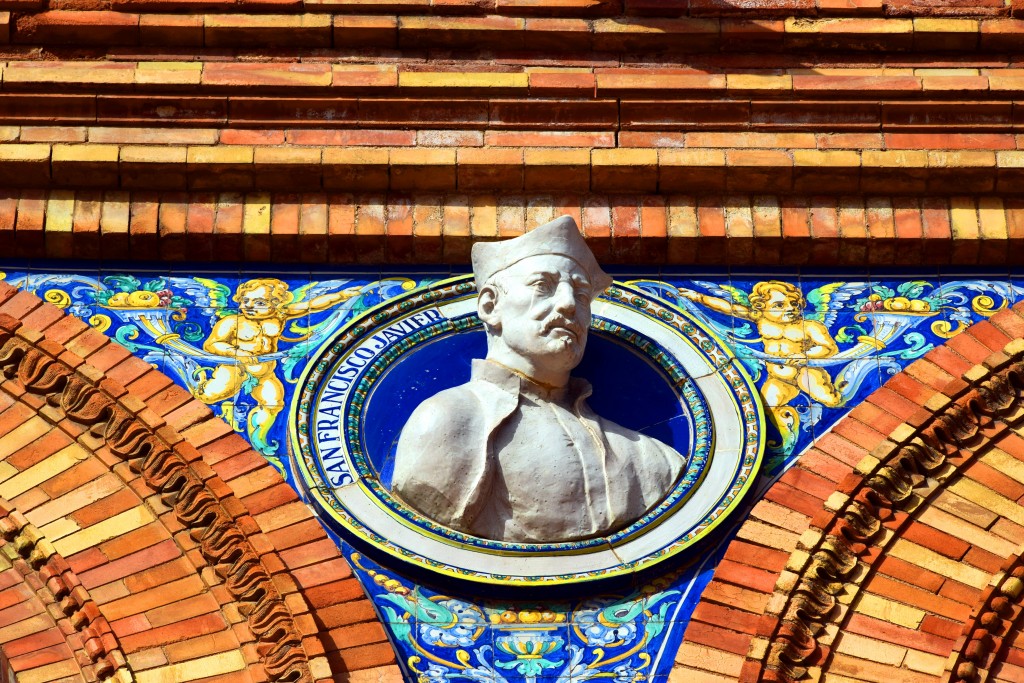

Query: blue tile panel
left=2, top=264, right=1020, bottom=682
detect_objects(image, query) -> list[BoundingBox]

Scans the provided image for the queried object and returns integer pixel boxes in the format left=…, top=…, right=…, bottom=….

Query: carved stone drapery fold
left=0, top=315, right=315, bottom=683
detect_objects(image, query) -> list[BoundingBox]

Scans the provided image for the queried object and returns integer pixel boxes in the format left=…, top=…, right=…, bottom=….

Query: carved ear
left=477, top=285, right=500, bottom=331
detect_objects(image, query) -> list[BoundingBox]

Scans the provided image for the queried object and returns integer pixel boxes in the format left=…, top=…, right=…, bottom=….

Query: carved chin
left=542, top=336, right=585, bottom=362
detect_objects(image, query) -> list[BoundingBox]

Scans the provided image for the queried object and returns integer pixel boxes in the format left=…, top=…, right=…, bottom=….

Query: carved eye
left=531, top=279, right=552, bottom=294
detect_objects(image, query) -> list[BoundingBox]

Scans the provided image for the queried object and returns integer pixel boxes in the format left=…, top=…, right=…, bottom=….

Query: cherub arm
left=803, top=321, right=840, bottom=359
left=202, top=316, right=241, bottom=357
left=282, top=287, right=362, bottom=317
left=677, top=289, right=755, bottom=320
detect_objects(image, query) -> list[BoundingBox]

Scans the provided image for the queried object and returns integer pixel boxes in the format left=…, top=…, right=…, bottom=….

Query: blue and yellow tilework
left=2, top=264, right=1020, bottom=682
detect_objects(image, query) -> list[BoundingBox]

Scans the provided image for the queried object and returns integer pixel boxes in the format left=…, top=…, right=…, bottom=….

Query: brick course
left=681, top=304, right=1024, bottom=683
left=0, top=282, right=400, bottom=682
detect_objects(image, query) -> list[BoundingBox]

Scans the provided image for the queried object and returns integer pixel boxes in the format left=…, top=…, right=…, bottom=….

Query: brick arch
left=0, top=282, right=400, bottom=682
left=675, top=302, right=1024, bottom=683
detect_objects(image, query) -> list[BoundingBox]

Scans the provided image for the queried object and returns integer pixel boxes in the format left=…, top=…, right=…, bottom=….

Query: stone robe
left=391, top=360, right=684, bottom=542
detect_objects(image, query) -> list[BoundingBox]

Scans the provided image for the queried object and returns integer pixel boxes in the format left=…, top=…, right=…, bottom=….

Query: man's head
left=472, top=217, right=611, bottom=383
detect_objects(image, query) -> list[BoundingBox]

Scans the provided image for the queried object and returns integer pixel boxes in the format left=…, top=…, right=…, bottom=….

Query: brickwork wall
left=680, top=302, right=1024, bottom=682
left=1, top=0, right=1024, bottom=679
left=0, top=0, right=1021, bottom=265
left=0, top=281, right=401, bottom=683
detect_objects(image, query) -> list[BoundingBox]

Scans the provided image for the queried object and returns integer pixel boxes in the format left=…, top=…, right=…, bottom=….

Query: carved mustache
left=541, top=317, right=584, bottom=339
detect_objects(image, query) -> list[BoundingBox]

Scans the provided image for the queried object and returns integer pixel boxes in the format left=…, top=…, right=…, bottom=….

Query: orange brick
left=456, top=148, right=523, bottom=190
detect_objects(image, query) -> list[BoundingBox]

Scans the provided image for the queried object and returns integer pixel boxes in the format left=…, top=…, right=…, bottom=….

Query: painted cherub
left=678, top=281, right=845, bottom=450
left=194, top=277, right=361, bottom=455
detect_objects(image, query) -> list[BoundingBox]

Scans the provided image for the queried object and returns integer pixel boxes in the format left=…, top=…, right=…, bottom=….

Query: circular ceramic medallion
left=291, top=275, right=764, bottom=586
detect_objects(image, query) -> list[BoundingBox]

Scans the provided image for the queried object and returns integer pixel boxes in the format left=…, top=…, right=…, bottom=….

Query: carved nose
left=553, top=283, right=576, bottom=314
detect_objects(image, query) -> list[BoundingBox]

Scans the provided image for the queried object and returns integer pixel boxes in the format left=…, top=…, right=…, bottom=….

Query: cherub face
left=238, top=286, right=276, bottom=319
left=762, top=289, right=800, bottom=323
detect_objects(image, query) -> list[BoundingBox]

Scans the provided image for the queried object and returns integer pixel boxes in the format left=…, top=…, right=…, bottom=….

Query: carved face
left=238, top=285, right=276, bottom=320
left=485, top=255, right=593, bottom=372
left=762, top=289, right=800, bottom=323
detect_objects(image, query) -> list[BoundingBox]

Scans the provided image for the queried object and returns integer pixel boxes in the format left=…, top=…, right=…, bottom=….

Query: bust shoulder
left=398, top=383, right=481, bottom=446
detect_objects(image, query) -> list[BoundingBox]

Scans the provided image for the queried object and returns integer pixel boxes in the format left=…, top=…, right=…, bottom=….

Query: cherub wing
left=168, top=277, right=233, bottom=317
left=689, top=280, right=750, bottom=307
left=804, top=281, right=870, bottom=328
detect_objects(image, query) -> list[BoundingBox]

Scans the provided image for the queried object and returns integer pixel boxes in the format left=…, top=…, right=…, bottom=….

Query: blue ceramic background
left=363, top=330, right=691, bottom=488
left=2, top=263, right=1022, bottom=682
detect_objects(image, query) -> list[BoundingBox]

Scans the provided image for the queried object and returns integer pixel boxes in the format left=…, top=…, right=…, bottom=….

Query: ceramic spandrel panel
left=2, top=263, right=1020, bottom=682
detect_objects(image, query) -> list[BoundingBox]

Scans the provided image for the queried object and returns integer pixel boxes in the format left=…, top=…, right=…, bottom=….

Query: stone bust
left=390, top=216, right=685, bottom=543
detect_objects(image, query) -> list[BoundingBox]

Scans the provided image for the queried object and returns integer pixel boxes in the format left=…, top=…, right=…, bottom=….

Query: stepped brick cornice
left=0, top=190, right=1021, bottom=265
left=5, top=13, right=1024, bottom=50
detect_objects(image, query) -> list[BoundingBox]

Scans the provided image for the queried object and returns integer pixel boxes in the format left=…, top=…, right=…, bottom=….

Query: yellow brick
left=820, top=673, right=865, bottom=683
left=661, top=148, right=727, bottom=166
left=523, top=148, right=590, bottom=166
left=0, top=443, right=87, bottom=500
left=751, top=499, right=809, bottom=533
left=243, top=193, right=271, bottom=235
left=187, top=146, right=254, bottom=164
left=825, top=491, right=849, bottom=512
left=592, top=148, right=658, bottom=167
left=674, top=642, right=744, bottom=678
left=668, top=196, right=698, bottom=237
left=950, top=196, right=979, bottom=240
left=593, top=17, right=717, bottom=34
left=400, top=16, right=524, bottom=32
left=903, top=649, right=946, bottom=676
left=735, top=519, right=800, bottom=550
left=862, top=150, right=928, bottom=168
left=786, top=18, right=913, bottom=34
left=914, top=67, right=979, bottom=76
left=309, top=658, right=334, bottom=680
left=135, top=651, right=246, bottom=683
left=135, top=61, right=203, bottom=85
left=983, top=446, right=1024, bottom=484
left=668, top=666, right=739, bottom=683
left=727, top=74, right=792, bottom=90
left=45, top=190, right=75, bottom=233
left=977, top=196, right=1008, bottom=239
left=398, top=72, right=528, bottom=89
left=928, top=150, right=995, bottom=167
left=798, top=67, right=914, bottom=76
left=53, top=505, right=155, bottom=557
left=35, top=516, right=79, bottom=542
left=52, top=144, right=119, bottom=163
left=854, top=593, right=925, bottom=628
left=917, top=506, right=1016, bottom=557
left=101, top=191, right=130, bottom=234
left=835, top=632, right=906, bottom=666
left=121, top=145, right=187, bottom=164
left=3, top=62, right=135, bottom=85
left=889, top=538, right=989, bottom=588
left=952, top=478, right=1024, bottom=526
left=997, top=150, right=1024, bottom=167
left=470, top=195, right=497, bottom=237
left=913, top=18, right=978, bottom=32
left=322, top=147, right=388, bottom=165
left=793, top=150, right=860, bottom=167
left=389, top=147, right=456, bottom=166
left=138, top=61, right=203, bottom=71
left=253, top=147, right=321, bottom=165
left=206, top=14, right=330, bottom=29
left=0, top=143, right=50, bottom=162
